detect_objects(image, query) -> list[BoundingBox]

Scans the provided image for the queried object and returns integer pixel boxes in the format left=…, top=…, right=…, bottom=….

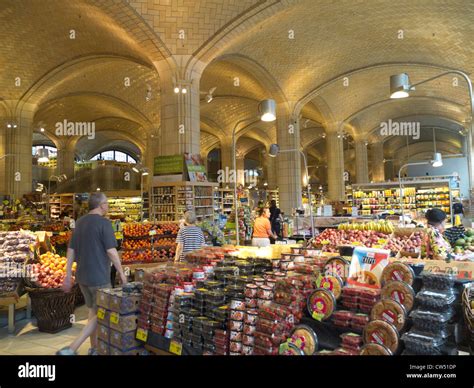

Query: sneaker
left=88, top=348, right=99, bottom=356
left=56, top=347, right=77, bottom=356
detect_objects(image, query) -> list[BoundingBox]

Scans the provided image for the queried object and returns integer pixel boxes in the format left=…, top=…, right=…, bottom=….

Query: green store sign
left=153, top=155, right=184, bottom=176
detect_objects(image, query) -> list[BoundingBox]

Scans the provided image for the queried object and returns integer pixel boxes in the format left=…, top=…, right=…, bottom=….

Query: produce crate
left=26, top=286, right=76, bottom=334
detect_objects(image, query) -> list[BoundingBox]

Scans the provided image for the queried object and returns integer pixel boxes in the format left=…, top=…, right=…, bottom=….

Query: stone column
left=236, top=156, right=245, bottom=186
left=276, top=108, right=302, bottom=214
left=154, top=59, right=201, bottom=157
left=56, top=140, right=76, bottom=180
left=2, top=102, right=36, bottom=198
left=326, top=131, right=345, bottom=201
left=354, top=138, right=369, bottom=184
left=265, top=154, right=278, bottom=189
left=371, top=141, right=385, bottom=182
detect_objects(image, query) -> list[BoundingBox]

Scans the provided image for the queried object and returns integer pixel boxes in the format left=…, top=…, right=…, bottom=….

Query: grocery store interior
left=0, top=0, right=473, bottom=357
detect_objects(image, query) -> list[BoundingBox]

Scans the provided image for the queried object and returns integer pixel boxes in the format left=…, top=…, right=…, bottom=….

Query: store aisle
left=0, top=305, right=90, bottom=355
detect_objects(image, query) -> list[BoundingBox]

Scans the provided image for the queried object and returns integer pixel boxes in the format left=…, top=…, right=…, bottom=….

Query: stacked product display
left=402, top=272, right=457, bottom=355
left=0, top=231, right=37, bottom=294
left=97, top=282, right=147, bottom=355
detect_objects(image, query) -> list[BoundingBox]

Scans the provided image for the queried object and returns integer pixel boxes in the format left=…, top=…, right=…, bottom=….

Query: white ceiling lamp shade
left=431, top=152, right=443, bottom=167
left=259, top=99, right=277, bottom=122
left=37, top=148, right=50, bottom=163
left=390, top=73, right=413, bottom=99
left=268, top=143, right=280, bottom=157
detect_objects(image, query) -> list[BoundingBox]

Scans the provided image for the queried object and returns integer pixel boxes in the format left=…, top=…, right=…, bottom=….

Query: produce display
left=28, top=252, right=76, bottom=289
left=313, top=227, right=426, bottom=258
left=338, top=220, right=394, bottom=234
left=313, top=229, right=391, bottom=251
left=121, top=222, right=178, bottom=264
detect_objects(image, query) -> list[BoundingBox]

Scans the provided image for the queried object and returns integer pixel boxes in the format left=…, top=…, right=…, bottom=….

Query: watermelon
left=455, top=238, right=466, bottom=246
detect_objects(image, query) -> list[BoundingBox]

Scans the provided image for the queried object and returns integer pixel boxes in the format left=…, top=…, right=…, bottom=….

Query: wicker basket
left=26, top=286, right=76, bottom=334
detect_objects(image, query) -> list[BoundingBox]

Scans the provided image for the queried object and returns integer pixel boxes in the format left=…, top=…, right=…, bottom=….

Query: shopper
left=57, top=192, right=127, bottom=355
left=425, top=208, right=456, bottom=262
left=174, top=210, right=205, bottom=262
left=269, top=200, right=282, bottom=239
left=252, top=207, right=277, bottom=247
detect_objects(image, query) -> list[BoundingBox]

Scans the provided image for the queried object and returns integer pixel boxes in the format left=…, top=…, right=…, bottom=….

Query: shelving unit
left=49, top=193, right=74, bottom=220
left=150, top=182, right=218, bottom=222
left=215, top=188, right=234, bottom=215
left=107, top=195, right=142, bottom=221
left=351, top=176, right=457, bottom=222
left=266, top=190, right=280, bottom=207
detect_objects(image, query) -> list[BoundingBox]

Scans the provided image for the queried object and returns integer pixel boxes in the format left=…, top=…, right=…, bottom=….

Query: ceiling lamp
left=268, top=144, right=280, bottom=157
left=431, top=152, right=443, bottom=167
left=259, top=99, right=277, bottom=122
left=390, top=73, right=413, bottom=99
left=174, top=86, right=180, bottom=94
left=37, top=148, right=49, bottom=163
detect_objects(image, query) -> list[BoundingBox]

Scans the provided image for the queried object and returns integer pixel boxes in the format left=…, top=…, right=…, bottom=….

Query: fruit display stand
left=25, top=245, right=78, bottom=333
left=121, top=222, right=179, bottom=265
left=150, top=181, right=218, bottom=222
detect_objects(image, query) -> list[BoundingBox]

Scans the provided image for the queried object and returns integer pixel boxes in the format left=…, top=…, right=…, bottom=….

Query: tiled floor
left=0, top=305, right=91, bottom=355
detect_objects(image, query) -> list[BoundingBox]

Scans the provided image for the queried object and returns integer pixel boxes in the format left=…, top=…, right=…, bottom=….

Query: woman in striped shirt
left=174, top=211, right=205, bottom=261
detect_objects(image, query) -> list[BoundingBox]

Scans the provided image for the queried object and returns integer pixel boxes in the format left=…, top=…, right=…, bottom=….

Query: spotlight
left=174, top=86, right=180, bottom=94
left=181, top=87, right=187, bottom=94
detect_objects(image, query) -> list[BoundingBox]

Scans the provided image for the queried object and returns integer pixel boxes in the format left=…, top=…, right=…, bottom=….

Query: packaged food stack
left=254, top=302, right=295, bottom=355
left=0, top=231, right=36, bottom=293
left=241, top=309, right=258, bottom=355
left=331, top=310, right=369, bottom=332
left=97, top=284, right=146, bottom=355
left=402, top=272, right=457, bottom=355
left=363, top=319, right=400, bottom=355
left=340, top=332, right=363, bottom=355
left=214, top=329, right=229, bottom=355
left=229, top=299, right=246, bottom=355
left=149, top=284, right=174, bottom=335
left=191, top=316, right=221, bottom=354
left=341, top=286, right=381, bottom=314
left=173, top=294, right=197, bottom=347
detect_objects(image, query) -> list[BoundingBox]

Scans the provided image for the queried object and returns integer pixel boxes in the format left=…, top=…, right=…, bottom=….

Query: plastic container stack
left=402, top=272, right=457, bottom=355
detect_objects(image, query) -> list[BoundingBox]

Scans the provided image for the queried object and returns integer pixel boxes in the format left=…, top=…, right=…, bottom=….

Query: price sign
left=110, top=312, right=120, bottom=325
left=97, top=308, right=106, bottom=320
left=169, top=340, right=182, bottom=355
left=136, top=328, right=148, bottom=342
left=59, top=232, right=66, bottom=236
left=149, top=230, right=157, bottom=236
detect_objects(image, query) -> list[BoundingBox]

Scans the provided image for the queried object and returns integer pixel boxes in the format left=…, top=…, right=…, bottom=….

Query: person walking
left=252, top=207, right=277, bottom=247
left=174, top=210, right=205, bottom=262
left=57, top=192, right=127, bottom=355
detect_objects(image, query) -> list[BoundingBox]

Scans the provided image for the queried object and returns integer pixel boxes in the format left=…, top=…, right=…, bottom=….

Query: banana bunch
left=337, top=220, right=394, bottom=233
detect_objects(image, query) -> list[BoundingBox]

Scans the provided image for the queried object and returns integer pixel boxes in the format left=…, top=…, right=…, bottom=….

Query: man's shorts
left=79, top=283, right=112, bottom=309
